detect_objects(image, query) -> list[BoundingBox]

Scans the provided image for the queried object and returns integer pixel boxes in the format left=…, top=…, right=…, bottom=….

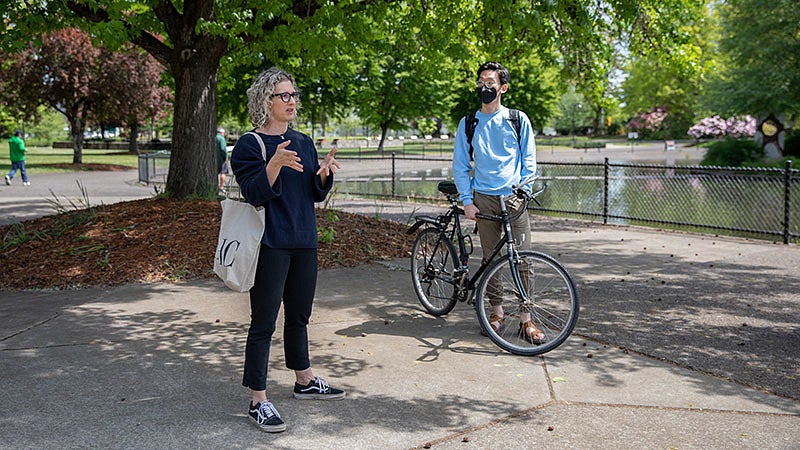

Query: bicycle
left=406, top=180, right=579, bottom=356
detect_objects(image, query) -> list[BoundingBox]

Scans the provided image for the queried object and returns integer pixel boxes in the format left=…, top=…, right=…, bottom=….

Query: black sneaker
left=293, top=376, right=346, bottom=400
left=248, top=400, right=286, bottom=433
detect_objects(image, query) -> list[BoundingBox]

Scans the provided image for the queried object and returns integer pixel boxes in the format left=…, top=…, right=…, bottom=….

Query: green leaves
left=708, top=0, right=800, bottom=116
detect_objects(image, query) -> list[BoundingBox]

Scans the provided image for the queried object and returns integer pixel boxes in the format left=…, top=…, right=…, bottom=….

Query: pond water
left=337, top=163, right=799, bottom=242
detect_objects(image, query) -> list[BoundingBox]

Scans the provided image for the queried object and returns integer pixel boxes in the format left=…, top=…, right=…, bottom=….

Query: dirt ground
left=0, top=197, right=414, bottom=290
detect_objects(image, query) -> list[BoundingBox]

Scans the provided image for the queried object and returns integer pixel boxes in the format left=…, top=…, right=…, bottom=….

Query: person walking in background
left=452, top=61, right=544, bottom=344
left=216, top=127, right=230, bottom=194
left=5, top=130, right=29, bottom=186
left=230, top=67, right=344, bottom=433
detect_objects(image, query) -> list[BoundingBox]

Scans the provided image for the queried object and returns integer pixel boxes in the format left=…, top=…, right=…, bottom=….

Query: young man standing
left=452, top=61, right=545, bottom=343
left=5, top=130, right=29, bottom=186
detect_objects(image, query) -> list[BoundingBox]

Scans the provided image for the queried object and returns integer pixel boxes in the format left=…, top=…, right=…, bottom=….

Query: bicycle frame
left=409, top=180, right=578, bottom=356
left=407, top=190, right=529, bottom=303
left=469, top=195, right=529, bottom=300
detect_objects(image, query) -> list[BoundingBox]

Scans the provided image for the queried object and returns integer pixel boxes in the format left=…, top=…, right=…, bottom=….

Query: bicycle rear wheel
left=475, top=251, right=579, bottom=356
left=410, top=227, right=459, bottom=316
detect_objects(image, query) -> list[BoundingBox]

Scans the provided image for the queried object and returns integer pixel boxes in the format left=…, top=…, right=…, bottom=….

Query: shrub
left=688, top=115, right=756, bottom=140
left=784, top=132, right=800, bottom=158
left=701, top=138, right=763, bottom=167
left=627, top=107, right=668, bottom=139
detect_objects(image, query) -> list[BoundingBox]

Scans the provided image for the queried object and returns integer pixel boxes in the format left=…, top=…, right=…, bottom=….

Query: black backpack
left=464, top=109, right=521, bottom=160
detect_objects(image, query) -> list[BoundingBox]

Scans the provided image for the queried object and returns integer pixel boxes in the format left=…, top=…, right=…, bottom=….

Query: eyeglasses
left=270, top=91, right=301, bottom=103
left=475, top=81, right=498, bottom=89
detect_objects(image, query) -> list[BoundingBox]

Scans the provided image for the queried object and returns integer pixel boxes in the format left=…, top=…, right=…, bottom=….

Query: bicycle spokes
left=411, top=228, right=459, bottom=316
left=475, top=251, right=579, bottom=356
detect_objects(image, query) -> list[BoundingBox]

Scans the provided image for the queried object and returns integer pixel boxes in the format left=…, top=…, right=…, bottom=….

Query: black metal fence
left=335, top=155, right=799, bottom=244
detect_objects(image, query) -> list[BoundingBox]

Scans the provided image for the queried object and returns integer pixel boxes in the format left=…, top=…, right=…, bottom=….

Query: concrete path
left=2, top=221, right=798, bottom=449
left=1, top=150, right=798, bottom=449
left=0, top=169, right=154, bottom=226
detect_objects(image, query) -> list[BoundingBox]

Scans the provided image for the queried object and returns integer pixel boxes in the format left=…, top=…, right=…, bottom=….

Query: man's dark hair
left=477, top=62, right=510, bottom=85
left=14, top=130, right=23, bottom=137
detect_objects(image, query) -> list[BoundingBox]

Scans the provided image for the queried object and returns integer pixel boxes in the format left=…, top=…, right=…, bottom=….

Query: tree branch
left=65, top=0, right=173, bottom=68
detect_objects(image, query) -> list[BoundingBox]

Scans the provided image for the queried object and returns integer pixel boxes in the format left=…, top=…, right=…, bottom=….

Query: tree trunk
left=69, top=111, right=85, bottom=165
left=165, top=56, right=221, bottom=199
left=378, top=124, right=389, bottom=154
left=128, top=123, right=139, bottom=154
left=592, top=106, right=605, bottom=136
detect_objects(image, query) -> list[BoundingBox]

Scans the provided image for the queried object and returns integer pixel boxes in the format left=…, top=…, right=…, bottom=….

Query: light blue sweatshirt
left=452, top=106, right=537, bottom=206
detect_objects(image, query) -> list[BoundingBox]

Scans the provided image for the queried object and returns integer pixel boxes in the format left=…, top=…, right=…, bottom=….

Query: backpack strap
left=464, top=112, right=478, bottom=161
left=508, top=109, right=521, bottom=151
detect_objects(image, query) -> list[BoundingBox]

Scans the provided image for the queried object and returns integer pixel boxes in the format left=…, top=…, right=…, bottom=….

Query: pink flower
left=688, top=115, right=755, bottom=139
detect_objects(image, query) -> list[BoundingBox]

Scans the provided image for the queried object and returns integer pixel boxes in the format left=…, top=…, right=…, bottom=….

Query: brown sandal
left=489, top=313, right=505, bottom=332
left=481, top=313, right=506, bottom=336
left=520, top=320, right=546, bottom=344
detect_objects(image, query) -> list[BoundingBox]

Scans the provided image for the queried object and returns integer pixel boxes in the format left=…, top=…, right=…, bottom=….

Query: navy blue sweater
left=230, top=129, right=332, bottom=249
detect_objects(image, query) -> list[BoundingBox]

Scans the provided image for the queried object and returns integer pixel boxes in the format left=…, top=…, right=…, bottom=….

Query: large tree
left=1, top=28, right=102, bottom=163
left=0, top=29, right=172, bottom=161
left=705, top=0, right=799, bottom=157
left=620, top=53, right=704, bottom=139
left=1, top=0, right=702, bottom=197
left=95, top=46, right=172, bottom=153
left=49, top=0, right=367, bottom=198
left=618, top=0, right=714, bottom=140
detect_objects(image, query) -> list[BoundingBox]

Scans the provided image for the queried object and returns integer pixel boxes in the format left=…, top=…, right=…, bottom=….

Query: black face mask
left=477, top=86, right=498, bottom=104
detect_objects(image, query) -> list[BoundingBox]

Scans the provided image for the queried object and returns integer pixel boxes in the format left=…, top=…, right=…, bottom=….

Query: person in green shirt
left=217, top=128, right=229, bottom=194
left=5, top=130, right=29, bottom=186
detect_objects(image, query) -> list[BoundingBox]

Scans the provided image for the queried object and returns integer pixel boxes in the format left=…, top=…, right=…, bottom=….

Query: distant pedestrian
left=217, top=128, right=230, bottom=194
left=5, top=130, right=29, bottom=186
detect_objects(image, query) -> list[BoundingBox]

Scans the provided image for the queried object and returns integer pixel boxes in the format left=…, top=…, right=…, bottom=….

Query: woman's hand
left=317, top=147, right=341, bottom=178
left=266, top=140, right=302, bottom=186
left=269, top=140, right=303, bottom=172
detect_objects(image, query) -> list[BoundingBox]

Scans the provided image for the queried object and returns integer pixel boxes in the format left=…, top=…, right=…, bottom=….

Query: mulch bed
left=0, top=198, right=413, bottom=290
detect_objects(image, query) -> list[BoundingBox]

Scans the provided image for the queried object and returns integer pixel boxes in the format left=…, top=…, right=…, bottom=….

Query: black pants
left=242, top=246, right=317, bottom=391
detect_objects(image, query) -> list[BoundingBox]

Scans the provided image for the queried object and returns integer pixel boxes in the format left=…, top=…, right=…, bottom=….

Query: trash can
left=137, top=150, right=170, bottom=184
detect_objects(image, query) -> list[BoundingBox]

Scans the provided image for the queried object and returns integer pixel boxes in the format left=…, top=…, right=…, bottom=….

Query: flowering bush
left=626, top=107, right=679, bottom=139
left=628, top=107, right=668, bottom=134
left=688, top=115, right=755, bottom=139
left=726, top=116, right=757, bottom=138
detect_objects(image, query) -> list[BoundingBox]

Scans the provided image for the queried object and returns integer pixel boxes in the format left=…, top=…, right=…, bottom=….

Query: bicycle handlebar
left=467, top=182, right=547, bottom=223
left=512, top=182, right=547, bottom=206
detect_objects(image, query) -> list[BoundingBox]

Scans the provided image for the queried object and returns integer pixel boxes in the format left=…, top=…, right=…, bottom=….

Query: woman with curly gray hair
left=230, top=67, right=343, bottom=433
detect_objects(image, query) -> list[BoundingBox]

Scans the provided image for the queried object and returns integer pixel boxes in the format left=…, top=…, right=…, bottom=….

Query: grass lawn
left=0, top=143, right=140, bottom=174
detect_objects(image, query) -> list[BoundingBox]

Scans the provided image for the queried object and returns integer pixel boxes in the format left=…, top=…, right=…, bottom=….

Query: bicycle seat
left=438, top=180, right=458, bottom=196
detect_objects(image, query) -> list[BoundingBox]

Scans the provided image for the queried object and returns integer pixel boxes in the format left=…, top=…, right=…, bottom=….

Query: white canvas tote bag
left=213, top=132, right=267, bottom=292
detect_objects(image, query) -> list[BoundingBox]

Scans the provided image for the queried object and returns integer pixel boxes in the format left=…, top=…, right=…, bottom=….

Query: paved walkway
left=1, top=156, right=798, bottom=449
left=0, top=169, right=154, bottom=226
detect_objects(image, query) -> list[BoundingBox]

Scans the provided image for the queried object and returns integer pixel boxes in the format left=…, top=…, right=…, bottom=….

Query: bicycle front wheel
left=410, top=227, right=459, bottom=316
left=475, top=251, right=579, bottom=356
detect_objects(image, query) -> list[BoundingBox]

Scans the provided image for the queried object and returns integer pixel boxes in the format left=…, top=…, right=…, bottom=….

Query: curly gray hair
left=246, top=67, right=300, bottom=128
